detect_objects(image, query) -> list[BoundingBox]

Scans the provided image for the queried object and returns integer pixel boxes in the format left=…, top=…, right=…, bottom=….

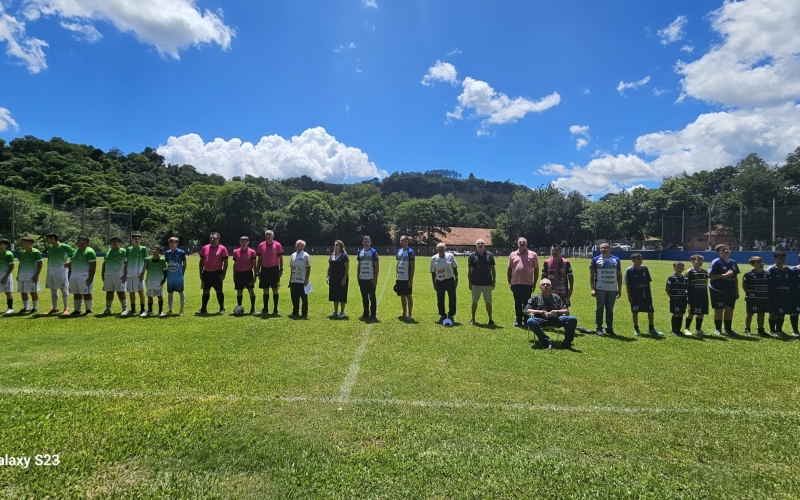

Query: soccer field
left=1, top=255, right=799, bottom=498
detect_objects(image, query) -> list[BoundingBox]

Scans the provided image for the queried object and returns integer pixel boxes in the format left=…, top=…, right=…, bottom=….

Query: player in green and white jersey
left=142, top=245, right=167, bottom=317
left=68, top=235, right=97, bottom=315
left=44, top=233, right=75, bottom=315
left=0, top=238, right=15, bottom=314
left=127, top=233, right=148, bottom=315
left=101, top=236, right=128, bottom=315
left=17, top=237, right=43, bottom=313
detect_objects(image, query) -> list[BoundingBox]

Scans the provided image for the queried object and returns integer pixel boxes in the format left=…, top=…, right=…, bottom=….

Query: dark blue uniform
left=666, top=273, right=688, bottom=314
left=790, top=266, right=800, bottom=314
left=709, top=258, right=740, bottom=309
left=742, top=270, right=769, bottom=314
left=767, top=265, right=792, bottom=316
left=687, top=267, right=709, bottom=315
left=625, top=265, right=653, bottom=312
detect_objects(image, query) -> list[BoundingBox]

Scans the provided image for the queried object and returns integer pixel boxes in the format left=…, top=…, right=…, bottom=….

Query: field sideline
left=1, top=255, right=799, bottom=498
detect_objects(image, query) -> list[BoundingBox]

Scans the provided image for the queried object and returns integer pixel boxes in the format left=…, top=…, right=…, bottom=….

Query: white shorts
left=146, top=287, right=163, bottom=298
left=46, top=271, right=69, bottom=290
left=103, top=274, right=126, bottom=292
left=69, top=274, right=93, bottom=295
left=126, top=275, right=144, bottom=293
left=0, top=277, right=13, bottom=293
left=18, top=280, right=40, bottom=293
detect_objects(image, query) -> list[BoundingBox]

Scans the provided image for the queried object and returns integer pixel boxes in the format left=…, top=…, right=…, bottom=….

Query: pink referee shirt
left=508, top=250, right=539, bottom=285
left=257, top=241, right=284, bottom=268
left=200, top=243, right=229, bottom=272
left=232, top=247, right=256, bottom=272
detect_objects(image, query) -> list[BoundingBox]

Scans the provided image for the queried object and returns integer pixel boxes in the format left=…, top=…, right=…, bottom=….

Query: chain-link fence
left=662, top=204, right=800, bottom=251
left=0, top=192, right=131, bottom=252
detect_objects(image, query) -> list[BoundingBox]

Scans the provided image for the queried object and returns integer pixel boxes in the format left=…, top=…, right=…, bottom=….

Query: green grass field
left=1, top=255, right=799, bottom=498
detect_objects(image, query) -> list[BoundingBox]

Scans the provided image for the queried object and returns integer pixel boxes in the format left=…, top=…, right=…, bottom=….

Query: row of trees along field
left=1, top=135, right=800, bottom=249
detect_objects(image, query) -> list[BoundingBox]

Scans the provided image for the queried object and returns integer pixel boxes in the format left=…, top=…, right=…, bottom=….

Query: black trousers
left=289, top=282, right=308, bottom=315
left=358, top=279, right=377, bottom=316
left=436, top=278, right=456, bottom=317
left=511, top=284, right=533, bottom=323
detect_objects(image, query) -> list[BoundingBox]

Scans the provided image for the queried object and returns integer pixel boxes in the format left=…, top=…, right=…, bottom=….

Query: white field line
left=1, top=385, right=798, bottom=418
left=336, top=264, right=393, bottom=403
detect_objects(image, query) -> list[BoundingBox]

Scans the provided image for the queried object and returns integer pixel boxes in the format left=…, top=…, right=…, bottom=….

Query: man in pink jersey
left=196, top=232, right=229, bottom=315
left=256, top=230, right=284, bottom=316
left=542, top=244, right=574, bottom=306
left=507, top=237, right=539, bottom=326
left=232, top=236, right=257, bottom=314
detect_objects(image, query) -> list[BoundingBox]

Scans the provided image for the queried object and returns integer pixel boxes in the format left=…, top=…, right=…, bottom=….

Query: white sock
left=23, top=299, right=29, bottom=309
left=74, top=297, right=82, bottom=312
left=168, top=294, right=174, bottom=310
left=61, top=289, right=69, bottom=308
left=85, top=299, right=93, bottom=312
left=51, top=289, right=59, bottom=309
left=179, top=292, right=185, bottom=310
left=33, top=300, right=38, bottom=310
left=121, top=299, right=127, bottom=310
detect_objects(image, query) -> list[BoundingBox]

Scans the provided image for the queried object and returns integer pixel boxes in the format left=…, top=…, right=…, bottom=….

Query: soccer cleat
left=633, top=328, right=642, bottom=336
left=102, top=309, right=112, bottom=315
left=70, top=310, right=81, bottom=316
left=62, top=308, right=70, bottom=316
left=670, top=331, right=678, bottom=336
left=168, top=309, right=174, bottom=315
left=438, top=315, right=446, bottom=324
left=219, top=308, right=226, bottom=315
left=605, top=328, right=616, bottom=336
left=595, top=327, right=604, bottom=337
left=84, top=310, right=92, bottom=316
left=21, top=309, right=31, bottom=314
left=30, top=309, right=37, bottom=314
left=158, top=312, right=166, bottom=317
left=195, top=309, right=207, bottom=316
left=512, top=321, right=520, bottom=327
left=696, top=329, right=708, bottom=336
left=758, top=330, right=771, bottom=337
left=649, top=328, right=664, bottom=337
left=713, top=329, right=723, bottom=336
left=725, top=329, right=736, bottom=336
left=338, top=312, right=347, bottom=319
left=329, top=312, right=339, bottom=318
left=487, top=319, right=495, bottom=325
left=744, top=328, right=752, bottom=336
left=469, top=319, right=476, bottom=325
left=544, top=339, right=553, bottom=350
left=140, top=311, right=149, bottom=317
left=792, top=331, right=800, bottom=338
left=683, top=328, right=693, bottom=336
left=4, top=309, right=13, bottom=315
left=121, top=309, right=129, bottom=316
left=45, top=309, right=58, bottom=315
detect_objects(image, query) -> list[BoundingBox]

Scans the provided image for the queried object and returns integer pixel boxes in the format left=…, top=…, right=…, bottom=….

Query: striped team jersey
left=767, top=265, right=792, bottom=294
left=665, top=273, right=688, bottom=299
left=742, top=270, right=768, bottom=300
left=687, top=268, right=708, bottom=295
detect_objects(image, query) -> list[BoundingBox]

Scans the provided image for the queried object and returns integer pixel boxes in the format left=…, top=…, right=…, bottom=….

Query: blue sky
left=1, top=0, right=799, bottom=195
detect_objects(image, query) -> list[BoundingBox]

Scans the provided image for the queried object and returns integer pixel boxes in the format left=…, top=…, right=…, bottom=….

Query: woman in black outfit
left=326, top=240, right=349, bottom=318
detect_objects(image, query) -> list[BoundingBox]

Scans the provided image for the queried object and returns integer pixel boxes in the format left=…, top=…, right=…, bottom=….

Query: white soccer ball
left=442, top=318, right=453, bottom=327
left=233, top=306, right=245, bottom=316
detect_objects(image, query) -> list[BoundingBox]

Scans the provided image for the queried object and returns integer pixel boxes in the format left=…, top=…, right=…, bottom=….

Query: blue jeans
left=526, top=316, right=577, bottom=345
left=595, top=289, right=617, bottom=330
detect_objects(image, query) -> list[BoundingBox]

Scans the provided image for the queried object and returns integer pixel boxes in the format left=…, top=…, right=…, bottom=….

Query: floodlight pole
left=772, top=198, right=776, bottom=251
left=739, top=204, right=743, bottom=251
left=708, top=207, right=712, bottom=251
left=681, top=210, right=685, bottom=251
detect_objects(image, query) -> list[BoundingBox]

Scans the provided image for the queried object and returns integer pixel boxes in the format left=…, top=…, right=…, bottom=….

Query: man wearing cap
left=523, top=278, right=577, bottom=350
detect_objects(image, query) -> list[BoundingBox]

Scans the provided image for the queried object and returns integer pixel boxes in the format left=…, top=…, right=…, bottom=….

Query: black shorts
left=259, top=266, right=281, bottom=289
left=234, top=270, right=255, bottom=290
left=688, top=293, right=709, bottom=315
left=201, top=270, right=223, bottom=292
left=711, top=288, right=737, bottom=310
left=394, top=280, right=412, bottom=296
left=745, top=299, right=769, bottom=314
left=630, top=296, right=653, bottom=313
left=770, top=292, right=792, bottom=316
left=669, top=298, right=687, bottom=314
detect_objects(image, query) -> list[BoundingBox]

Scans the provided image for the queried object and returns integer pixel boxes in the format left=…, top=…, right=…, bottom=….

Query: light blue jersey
left=164, top=248, right=186, bottom=292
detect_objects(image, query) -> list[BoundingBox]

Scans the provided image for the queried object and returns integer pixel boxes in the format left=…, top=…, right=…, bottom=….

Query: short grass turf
left=1, top=255, right=799, bottom=498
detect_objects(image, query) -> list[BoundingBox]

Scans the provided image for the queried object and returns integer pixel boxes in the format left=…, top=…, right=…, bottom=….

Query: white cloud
left=570, top=125, right=591, bottom=150
left=547, top=154, right=657, bottom=195
left=60, top=21, right=101, bottom=42
left=157, top=127, right=387, bottom=182
left=658, top=15, right=688, bottom=45
left=23, top=0, right=234, bottom=59
left=0, top=106, right=19, bottom=132
left=334, top=44, right=343, bottom=53
left=0, top=4, right=48, bottom=73
left=676, top=0, right=800, bottom=108
left=349, top=42, right=356, bottom=49
left=446, top=76, right=560, bottom=135
left=617, top=75, right=651, bottom=94
left=625, top=184, right=648, bottom=193
left=582, top=88, right=591, bottom=95
left=653, top=87, right=667, bottom=96
left=680, top=45, right=694, bottom=53
left=575, top=138, right=589, bottom=150
left=345, top=105, right=350, bottom=113
left=356, top=68, right=362, bottom=73
left=420, top=60, right=458, bottom=86
left=363, top=0, right=377, bottom=8
left=446, top=48, right=461, bottom=55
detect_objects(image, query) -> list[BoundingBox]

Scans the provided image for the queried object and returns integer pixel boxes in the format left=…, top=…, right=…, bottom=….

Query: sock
left=791, top=315, right=799, bottom=332
left=217, top=291, right=225, bottom=309
left=201, top=294, right=210, bottom=311
left=85, top=299, right=92, bottom=312
left=158, top=300, right=163, bottom=314
left=776, top=317, right=785, bottom=332
left=140, top=303, right=145, bottom=313
left=263, top=294, right=269, bottom=310
left=179, top=292, right=185, bottom=310
left=769, top=318, right=775, bottom=332
left=237, top=295, right=243, bottom=306
left=168, top=294, right=174, bottom=310
left=32, top=300, right=38, bottom=310
left=685, top=317, right=691, bottom=329
left=74, top=297, right=82, bottom=312
left=714, top=319, right=722, bottom=331
left=106, top=300, right=113, bottom=309
left=23, top=299, right=29, bottom=310
left=148, top=302, right=153, bottom=312
left=273, top=294, right=279, bottom=312
left=61, top=289, right=69, bottom=309
left=696, top=318, right=703, bottom=330
left=672, top=317, right=681, bottom=333
left=51, top=289, right=59, bottom=309
left=250, top=296, right=256, bottom=311
left=121, top=299, right=127, bottom=311
left=6, top=298, right=12, bottom=310
left=724, top=320, right=732, bottom=332
left=648, top=323, right=655, bottom=330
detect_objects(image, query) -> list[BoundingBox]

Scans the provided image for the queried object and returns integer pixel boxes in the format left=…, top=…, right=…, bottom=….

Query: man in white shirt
left=431, top=243, right=458, bottom=323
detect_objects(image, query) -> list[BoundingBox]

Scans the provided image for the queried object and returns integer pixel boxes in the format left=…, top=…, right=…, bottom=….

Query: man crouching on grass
left=523, top=278, right=577, bottom=350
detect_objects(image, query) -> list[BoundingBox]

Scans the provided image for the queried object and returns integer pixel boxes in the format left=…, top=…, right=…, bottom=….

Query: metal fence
left=0, top=193, right=132, bottom=252
left=662, top=202, right=800, bottom=251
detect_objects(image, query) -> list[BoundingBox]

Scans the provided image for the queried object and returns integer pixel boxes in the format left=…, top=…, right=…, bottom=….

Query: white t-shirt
left=396, top=247, right=415, bottom=281
left=289, top=251, right=311, bottom=284
left=430, top=252, right=458, bottom=281
left=357, top=247, right=379, bottom=280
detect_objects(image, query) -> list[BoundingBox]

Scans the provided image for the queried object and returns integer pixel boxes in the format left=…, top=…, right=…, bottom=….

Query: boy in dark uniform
left=742, top=256, right=769, bottom=336
left=665, top=261, right=688, bottom=336
left=708, top=244, right=740, bottom=335
left=686, top=254, right=709, bottom=335
left=789, top=254, right=800, bottom=337
left=625, top=253, right=663, bottom=336
left=767, top=251, right=792, bottom=337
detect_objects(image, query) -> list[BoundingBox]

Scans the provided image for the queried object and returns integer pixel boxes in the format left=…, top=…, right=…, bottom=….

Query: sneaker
left=758, top=330, right=771, bottom=337
left=370, top=315, right=377, bottom=322
left=683, top=328, right=693, bottom=336
left=649, top=328, right=664, bottom=337
left=329, top=312, right=339, bottom=319
left=62, top=308, right=70, bottom=316
left=338, top=312, right=347, bottom=319
left=713, top=329, right=723, bottom=336
left=168, top=309, right=174, bottom=315
left=469, top=319, right=476, bottom=325
left=140, top=311, right=149, bottom=317
left=606, top=328, right=616, bottom=336
left=725, top=329, right=737, bottom=336
left=219, top=308, right=225, bottom=315
left=158, top=312, right=166, bottom=317
left=195, top=309, right=207, bottom=316
left=30, top=309, right=37, bottom=314
left=512, top=321, right=520, bottom=327
left=102, top=309, right=112, bottom=315
left=595, top=327, right=604, bottom=337
left=544, top=339, right=553, bottom=350
left=744, top=328, right=752, bottom=336
left=792, top=331, right=800, bottom=338
left=121, top=309, right=129, bottom=316
left=84, top=310, right=92, bottom=316
left=438, top=315, right=446, bottom=324
left=770, top=330, right=781, bottom=338
left=3, top=309, right=13, bottom=315
left=562, top=342, right=573, bottom=350
left=359, top=315, right=369, bottom=320
left=21, top=308, right=30, bottom=314
left=259, top=309, right=269, bottom=316
left=179, top=309, right=185, bottom=316
left=45, top=308, right=58, bottom=315
left=633, top=328, right=642, bottom=336
left=696, top=329, right=708, bottom=337
left=487, top=319, right=495, bottom=326
left=670, top=331, right=679, bottom=336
